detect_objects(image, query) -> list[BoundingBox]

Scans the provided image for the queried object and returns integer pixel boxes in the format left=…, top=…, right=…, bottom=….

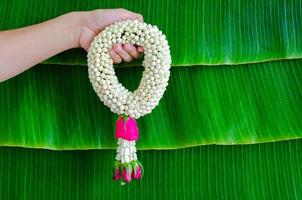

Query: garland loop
left=87, top=20, right=171, bottom=185
left=87, top=19, right=171, bottom=119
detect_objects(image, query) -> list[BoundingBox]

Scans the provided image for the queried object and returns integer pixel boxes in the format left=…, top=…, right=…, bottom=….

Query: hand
left=73, top=9, right=144, bottom=63
left=0, top=9, right=144, bottom=82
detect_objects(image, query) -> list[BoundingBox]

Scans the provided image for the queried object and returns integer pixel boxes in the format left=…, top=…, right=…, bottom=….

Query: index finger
left=122, top=10, right=144, bottom=22
left=134, top=13, right=143, bottom=22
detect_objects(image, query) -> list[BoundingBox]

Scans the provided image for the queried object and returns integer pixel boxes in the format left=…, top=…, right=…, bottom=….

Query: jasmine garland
left=87, top=20, right=171, bottom=185
left=87, top=19, right=171, bottom=119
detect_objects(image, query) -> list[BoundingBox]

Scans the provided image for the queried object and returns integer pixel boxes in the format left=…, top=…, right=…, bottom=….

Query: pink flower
left=113, top=167, right=121, bottom=180
left=131, top=161, right=144, bottom=180
left=112, top=161, right=121, bottom=180
left=122, top=165, right=132, bottom=183
left=115, top=116, right=124, bottom=139
left=115, top=116, right=139, bottom=141
left=132, top=166, right=142, bottom=179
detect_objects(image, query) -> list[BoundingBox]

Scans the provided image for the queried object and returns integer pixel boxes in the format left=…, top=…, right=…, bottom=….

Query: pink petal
left=123, top=117, right=139, bottom=141
left=132, top=166, right=142, bottom=179
left=113, top=168, right=121, bottom=180
left=122, top=169, right=132, bottom=183
left=115, top=116, right=124, bottom=139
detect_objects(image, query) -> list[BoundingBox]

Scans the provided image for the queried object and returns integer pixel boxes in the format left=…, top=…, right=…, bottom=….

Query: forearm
left=0, top=9, right=144, bottom=82
left=0, top=12, right=82, bottom=82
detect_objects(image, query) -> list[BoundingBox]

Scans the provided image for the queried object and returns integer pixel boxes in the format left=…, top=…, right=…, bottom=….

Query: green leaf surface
left=1, top=0, right=302, bottom=66
left=1, top=59, right=301, bottom=150
left=0, top=139, right=302, bottom=199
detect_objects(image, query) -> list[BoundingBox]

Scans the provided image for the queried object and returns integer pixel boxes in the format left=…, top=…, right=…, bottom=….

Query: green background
left=1, top=0, right=302, bottom=199
left=1, top=140, right=302, bottom=199
left=1, top=61, right=302, bottom=149
left=1, top=0, right=302, bottom=66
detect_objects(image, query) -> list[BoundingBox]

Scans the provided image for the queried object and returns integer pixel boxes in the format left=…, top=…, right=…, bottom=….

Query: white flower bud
left=88, top=20, right=171, bottom=119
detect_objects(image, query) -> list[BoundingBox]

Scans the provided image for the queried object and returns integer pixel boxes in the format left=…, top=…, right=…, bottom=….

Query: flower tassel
left=113, top=115, right=143, bottom=185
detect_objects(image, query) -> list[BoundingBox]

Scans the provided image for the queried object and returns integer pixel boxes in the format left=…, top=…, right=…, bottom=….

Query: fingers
left=113, top=44, right=133, bottom=62
left=124, top=44, right=140, bottom=58
left=109, top=44, right=144, bottom=64
left=133, top=13, right=143, bottom=22
left=109, top=49, right=122, bottom=64
left=90, top=9, right=144, bottom=33
left=118, top=8, right=144, bottom=22
left=137, top=46, right=144, bottom=53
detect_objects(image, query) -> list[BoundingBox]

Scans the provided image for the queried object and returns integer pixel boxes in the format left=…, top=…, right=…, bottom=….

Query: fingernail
left=137, top=47, right=143, bottom=52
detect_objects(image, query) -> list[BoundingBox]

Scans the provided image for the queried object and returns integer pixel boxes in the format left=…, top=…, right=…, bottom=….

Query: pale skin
left=0, top=9, right=144, bottom=82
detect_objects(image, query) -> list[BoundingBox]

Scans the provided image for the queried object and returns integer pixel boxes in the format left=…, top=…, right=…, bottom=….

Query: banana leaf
left=1, top=0, right=302, bottom=66
left=1, top=0, right=302, bottom=199
left=0, top=139, right=302, bottom=199
left=1, top=59, right=301, bottom=150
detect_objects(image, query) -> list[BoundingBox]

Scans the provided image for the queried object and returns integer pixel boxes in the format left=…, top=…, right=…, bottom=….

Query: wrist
left=57, top=12, right=87, bottom=49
